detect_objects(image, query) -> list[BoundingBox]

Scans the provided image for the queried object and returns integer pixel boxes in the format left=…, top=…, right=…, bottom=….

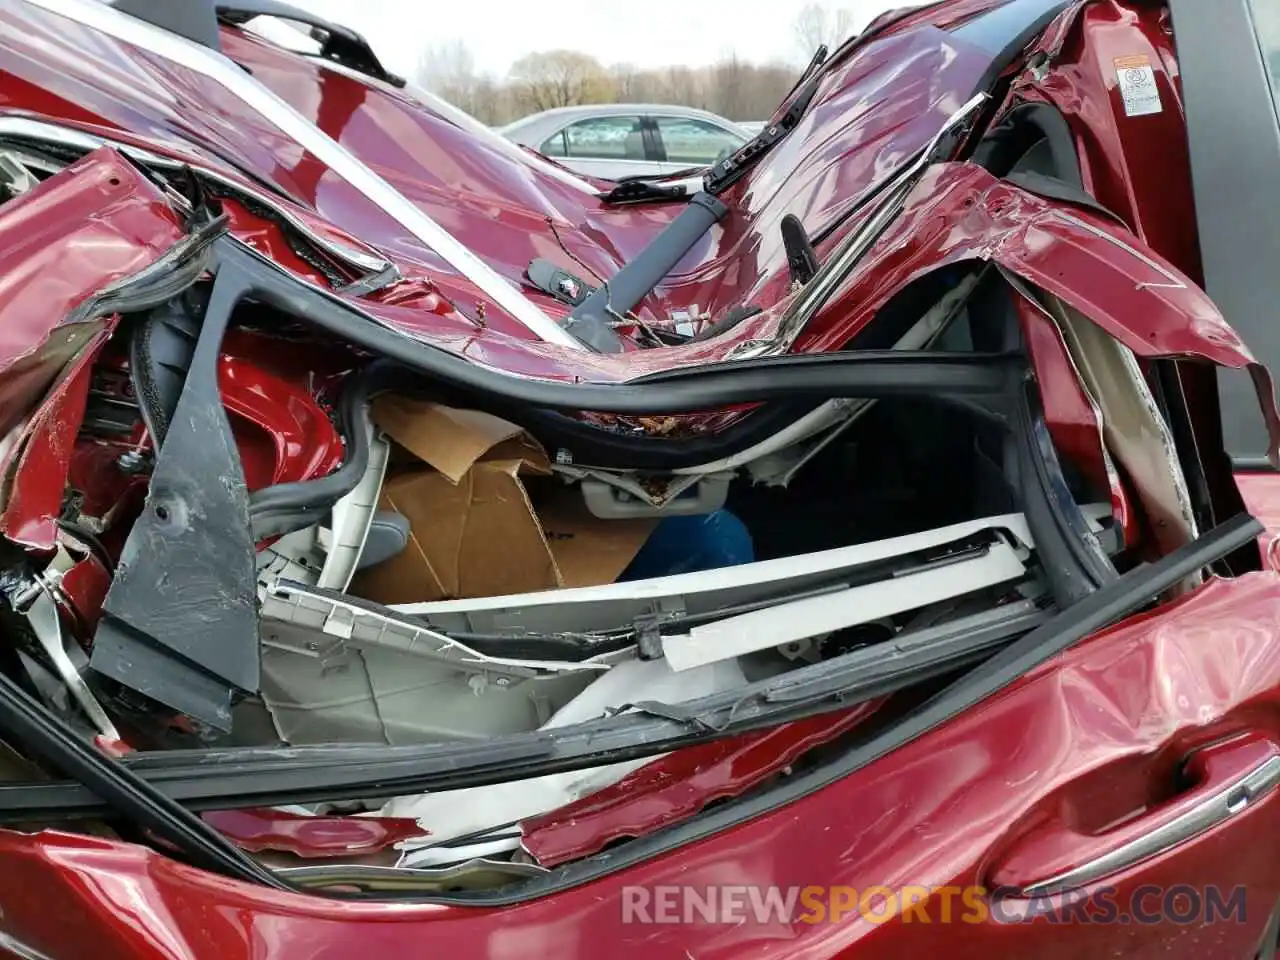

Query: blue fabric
left=619, top=510, right=754, bottom=581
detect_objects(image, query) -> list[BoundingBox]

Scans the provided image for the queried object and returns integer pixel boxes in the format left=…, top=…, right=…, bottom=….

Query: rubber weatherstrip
left=1010, top=379, right=1118, bottom=607
left=247, top=359, right=394, bottom=535
left=207, top=234, right=1100, bottom=604
left=210, top=236, right=1022, bottom=415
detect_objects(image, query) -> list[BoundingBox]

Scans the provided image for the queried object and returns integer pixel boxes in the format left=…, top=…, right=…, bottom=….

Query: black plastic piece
left=215, top=236, right=1025, bottom=416
left=112, top=0, right=223, bottom=50
left=973, top=102, right=1083, bottom=187
left=1009, top=384, right=1118, bottom=607
left=565, top=192, right=727, bottom=353
left=215, top=1, right=405, bottom=87
left=704, top=56, right=825, bottom=196
left=247, top=361, right=389, bottom=539
left=1004, top=170, right=1127, bottom=225
left=91, top=272, right=260, bottom=732
left=526, top=258, right=595, bottom=307
left=702, top=41, right=829, bottom=198
left=602, top=180, right=691, bottom=205
left=634, top=614, right=665, bottom=661
left=0, top=650, right=282, bottom=885
left=129, top=298, right=201, bottom=448
left=781, top=214, right=819, bottom=285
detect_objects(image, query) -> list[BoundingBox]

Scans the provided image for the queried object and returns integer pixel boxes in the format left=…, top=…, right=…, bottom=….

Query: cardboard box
left=351, top=397, right=656, bottom=604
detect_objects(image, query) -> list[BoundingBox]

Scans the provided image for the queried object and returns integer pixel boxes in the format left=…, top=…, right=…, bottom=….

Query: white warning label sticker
left=1115, top=54, right=1163, bottom=117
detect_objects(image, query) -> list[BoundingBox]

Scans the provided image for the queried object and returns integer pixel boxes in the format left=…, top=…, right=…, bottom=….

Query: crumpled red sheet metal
left=0, top=147, right=188, bottom=548
left=521, top=701, right=883, bottom=868
left=202, top=809, right=428, bottom=859
left=1014, top=290, right=1137, bottom=546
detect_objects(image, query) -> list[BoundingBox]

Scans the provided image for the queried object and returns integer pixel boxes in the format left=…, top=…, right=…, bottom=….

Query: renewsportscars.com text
left=620, top=884, right=1248, bottom=927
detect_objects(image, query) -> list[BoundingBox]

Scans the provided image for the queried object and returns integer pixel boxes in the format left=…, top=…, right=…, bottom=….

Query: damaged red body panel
left=521, top=700, right=883, bottom=868
left=202, top=809, right=429, bottom=860
left=1, top=577, right=1280, bottom=957
left=0, top=0, right=1275, bottom=958
left=0, top=148, right=186, bottom=547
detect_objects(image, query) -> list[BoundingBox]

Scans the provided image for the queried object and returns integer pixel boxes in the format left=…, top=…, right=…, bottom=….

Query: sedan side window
left=540, top=130, right=569, bottom=157
left=557, top=116, right=648, bottom=160
left=654, top=117, right=746, bottom=165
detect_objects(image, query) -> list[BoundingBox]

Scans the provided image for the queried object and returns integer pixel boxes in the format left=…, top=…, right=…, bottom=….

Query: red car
left=0, top=0, right=1278, bottom=957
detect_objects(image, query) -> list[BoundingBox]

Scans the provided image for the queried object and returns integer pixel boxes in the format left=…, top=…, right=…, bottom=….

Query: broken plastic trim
left=0, top=600, right=1050, bottom=820
left=0, top=512, right=1257, bottom=845
left=1010, top=379, right=1119, bottom=607
left=261, top=580, right=618, bottom=677
left=0, top=517, right=1250, bottom=896
left=33, top=227, right=1118, bottom=870
left=87, top=227, right=1111, bottom=727
left=703, top=45, right=828, bottom=196
left=84, top=230, right=1105, bottom=729
left=91, top=263, right=263, bottom=731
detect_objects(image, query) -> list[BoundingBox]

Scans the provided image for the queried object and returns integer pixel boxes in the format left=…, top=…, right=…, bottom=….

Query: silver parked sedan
left=499, top=104, right=752, bottom=181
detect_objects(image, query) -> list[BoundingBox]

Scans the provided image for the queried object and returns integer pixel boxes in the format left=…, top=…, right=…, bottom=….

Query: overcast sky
left=292, top=0, right=909, bottom=78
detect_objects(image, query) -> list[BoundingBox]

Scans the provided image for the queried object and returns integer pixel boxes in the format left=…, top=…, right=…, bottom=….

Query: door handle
left=988, top=734, right=1280, bottom=897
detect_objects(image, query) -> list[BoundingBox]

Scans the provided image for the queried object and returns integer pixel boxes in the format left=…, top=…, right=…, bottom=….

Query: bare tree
left=663, top=65, right=705, bottom=109
left=416, top=41, right=482, bottom=112
left=709, top=53, right=748, bottom=120
left=610, top=62, right=644, bottom=101
left=417, top=40, right=475, bottom=88
left=792, top=3, right=859, bottom=61
left=417, top=45, right=801, bottom=125
left=736, top=61, right=801, bottom=120
left=508, top=51, right=615, bottom=112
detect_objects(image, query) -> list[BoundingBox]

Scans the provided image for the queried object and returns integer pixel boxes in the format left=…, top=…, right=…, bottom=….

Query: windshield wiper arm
left=703, top=44, right=828, bottom=196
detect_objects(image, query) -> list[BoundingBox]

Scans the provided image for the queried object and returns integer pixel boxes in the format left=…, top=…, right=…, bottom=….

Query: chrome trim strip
left=1020, top=753, right=1280, bottom=897
left=19, top=0, right=581, bottom=348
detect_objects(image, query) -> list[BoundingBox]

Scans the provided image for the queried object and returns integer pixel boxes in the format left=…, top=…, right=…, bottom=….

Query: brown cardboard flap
left=351, top=398, right=654, bottom=604
left=358, top=463, right=554, bottom=602
left=533, top=483, right=657, bottom=588
left=371, top=397, right=549, bottom=482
